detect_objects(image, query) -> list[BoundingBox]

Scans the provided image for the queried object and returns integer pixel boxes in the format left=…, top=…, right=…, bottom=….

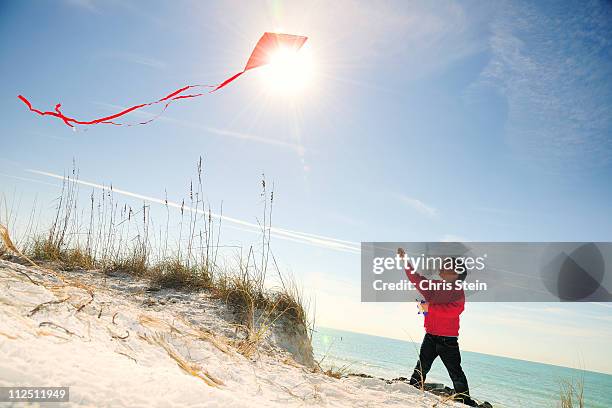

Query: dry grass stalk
left=2, top=224, right=97, bottom=312
left=75, top=286, right=95, bottom=313
left=107, top=327, right=130, bottom=340
left=28, top=297, right=70, bottom=317
left=282, top=356, right=302, bottom=368
left=1, top=224, right=41, bottom=285
left=147, top=333, right=224, bottom=388
left=559, top=378, right=585, bottom=408
left=0, top=224, right=38, bottom=268
left=322, top=363, right=352, bottom=379
left=115, top=351, right=138, bottom=363
left=194, top=330, right=231, bottom=354
left=433, top=391, right=473, bottom=407
left=36, top=329, right=70, bottom=341
left=139, top=314, right=173, bottom=331
left=233, top=290, right=289, bottom=358
left=38, top=321, right=81, bottom=338
left=0, top=331, right=19, bottom=340
left=182, top=322, right=231, bottom=355
left=141, top=314, right=232, bottom=356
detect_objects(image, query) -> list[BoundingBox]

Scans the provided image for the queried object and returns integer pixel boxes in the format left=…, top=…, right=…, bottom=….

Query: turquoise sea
left=312, top=327, right=612, bottom=407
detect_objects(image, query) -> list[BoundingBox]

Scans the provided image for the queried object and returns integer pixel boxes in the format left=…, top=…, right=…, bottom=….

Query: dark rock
left=347, top=373, right=374, bottom=379
left=142, top=298, right=156, bottom=307
left=346, top=374, right=494, bottom=407
left=423, top=382, right=446, bottom=391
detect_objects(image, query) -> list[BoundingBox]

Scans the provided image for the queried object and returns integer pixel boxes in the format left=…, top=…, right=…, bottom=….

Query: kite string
left=119, top=92, right=207, bottom=127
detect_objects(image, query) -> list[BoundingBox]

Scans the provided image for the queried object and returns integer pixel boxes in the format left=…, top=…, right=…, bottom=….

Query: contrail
left=94, top=102, right=306, bottom=154
left=27, top=169, right=360, bottom=254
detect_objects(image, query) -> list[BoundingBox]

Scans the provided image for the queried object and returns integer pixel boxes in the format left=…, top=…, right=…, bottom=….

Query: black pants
left=410, top=333, right=474, bottom=405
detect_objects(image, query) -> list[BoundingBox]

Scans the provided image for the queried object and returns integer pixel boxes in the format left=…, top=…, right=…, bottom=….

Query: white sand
left=0, top=259, right=462, bottom=407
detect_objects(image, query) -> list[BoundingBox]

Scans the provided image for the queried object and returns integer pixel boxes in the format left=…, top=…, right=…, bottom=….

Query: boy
left=397, top=248, right=476, bottom=406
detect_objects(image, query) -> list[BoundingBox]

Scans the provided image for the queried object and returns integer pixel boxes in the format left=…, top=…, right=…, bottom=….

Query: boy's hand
left=418, top=301, right=429, bottom=314
left=398, top=247, right=415, bottom=271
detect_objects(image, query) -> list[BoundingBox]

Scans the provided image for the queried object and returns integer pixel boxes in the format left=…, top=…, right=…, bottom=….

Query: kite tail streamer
left=17, top=72, right=247, bottom=128
left=17, top=84, right=214, bottom=128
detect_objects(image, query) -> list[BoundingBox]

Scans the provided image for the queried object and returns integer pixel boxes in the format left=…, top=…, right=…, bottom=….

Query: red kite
left=17, top=32, right=308, bottom=128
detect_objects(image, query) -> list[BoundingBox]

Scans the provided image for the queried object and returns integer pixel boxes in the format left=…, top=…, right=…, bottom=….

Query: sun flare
left=260, top=46, right=314, bottom=94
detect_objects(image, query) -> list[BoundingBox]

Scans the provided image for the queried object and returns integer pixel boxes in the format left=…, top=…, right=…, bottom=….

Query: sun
left=259, top=45, right=315, bottom=95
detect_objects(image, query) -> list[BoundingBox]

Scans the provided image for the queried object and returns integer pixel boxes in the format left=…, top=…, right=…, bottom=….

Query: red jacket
left=405, top=266, right=464, bottom=337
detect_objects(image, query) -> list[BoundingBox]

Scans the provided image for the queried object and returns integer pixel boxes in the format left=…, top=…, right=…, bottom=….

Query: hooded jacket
left=405, top=266, right=465, bottom=337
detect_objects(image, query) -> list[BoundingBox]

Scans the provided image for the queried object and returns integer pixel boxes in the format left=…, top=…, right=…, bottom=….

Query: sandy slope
left=0, top=259, right=462, bottom=408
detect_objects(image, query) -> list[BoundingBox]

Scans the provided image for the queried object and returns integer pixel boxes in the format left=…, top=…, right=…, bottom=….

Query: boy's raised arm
left=398, top=247, right=434, bottom=301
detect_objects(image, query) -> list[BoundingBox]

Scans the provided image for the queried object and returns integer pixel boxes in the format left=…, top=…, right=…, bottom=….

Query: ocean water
left=312, top=327, right=612, bottom=407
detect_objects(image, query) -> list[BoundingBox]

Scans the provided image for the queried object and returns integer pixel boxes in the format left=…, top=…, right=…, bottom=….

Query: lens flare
left=260, top=46, right=314, bottom=94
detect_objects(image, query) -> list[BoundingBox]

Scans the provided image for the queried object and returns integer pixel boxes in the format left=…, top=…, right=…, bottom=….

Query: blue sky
left=1, top=1, right=612, bottom=373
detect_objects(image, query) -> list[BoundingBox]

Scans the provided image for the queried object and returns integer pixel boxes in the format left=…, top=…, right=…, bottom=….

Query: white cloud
left=96, top=52, right=167, bottom=70
left=397, top=194, right=437, bottom=217
left=64, top=0, right=99, bottom=13
left=468, top=1, right=612, bottom=171
left=440, top=234, right=468, bottom=242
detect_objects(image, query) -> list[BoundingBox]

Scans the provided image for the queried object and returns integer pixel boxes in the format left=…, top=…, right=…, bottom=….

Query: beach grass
left=0, top=160, right=313, bottom=359
left=559, top=377, right=585, bottom=408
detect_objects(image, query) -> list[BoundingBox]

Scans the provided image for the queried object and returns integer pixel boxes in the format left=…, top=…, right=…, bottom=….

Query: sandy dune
left=0, top=259, right=463, bottom=407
